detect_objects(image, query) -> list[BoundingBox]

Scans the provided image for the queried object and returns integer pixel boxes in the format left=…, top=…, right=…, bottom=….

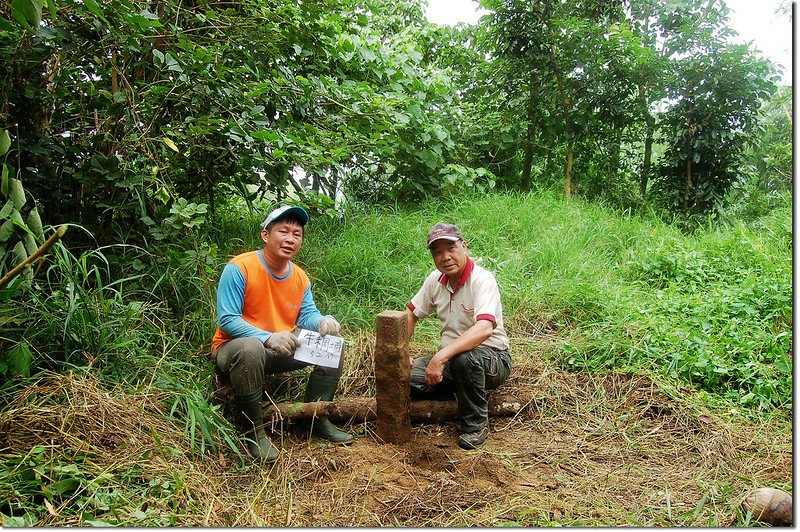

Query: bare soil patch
left=266, top=361, right=791, bottom=527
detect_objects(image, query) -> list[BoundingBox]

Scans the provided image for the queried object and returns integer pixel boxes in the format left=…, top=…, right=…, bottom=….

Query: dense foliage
left=1, top=0, right=789, bottom=245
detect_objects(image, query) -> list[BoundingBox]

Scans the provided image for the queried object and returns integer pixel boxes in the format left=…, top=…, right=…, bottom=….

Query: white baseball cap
left=261, top=205, right=309, bottom=230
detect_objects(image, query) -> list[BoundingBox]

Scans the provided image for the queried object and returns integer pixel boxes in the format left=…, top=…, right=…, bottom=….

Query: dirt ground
left=251, top=362, right=792, bottom=527
left=1, top=341, right=792, bottom=526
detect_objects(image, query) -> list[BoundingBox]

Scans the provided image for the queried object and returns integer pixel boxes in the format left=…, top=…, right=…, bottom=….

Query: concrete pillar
left=374, top=310, right=411, bottom=443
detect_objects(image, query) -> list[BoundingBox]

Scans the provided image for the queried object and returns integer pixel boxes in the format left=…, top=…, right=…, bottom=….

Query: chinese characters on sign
left=293, top=329, right=344, bottom=369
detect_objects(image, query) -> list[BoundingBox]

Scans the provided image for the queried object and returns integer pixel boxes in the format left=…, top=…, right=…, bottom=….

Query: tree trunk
left=684, top=157, right=692, bottom=210
left=264, top=395, right=524, bottom=424
left=609, top=124, right=621, bottom=183
left=640, top=123, right=654, bottom=197
left=549, top=42, right=574, bottom=198
left=635, top=1, right=653, bottom=199
left=637, top=82, right=655, bottom=198
left=207, top=180, right=216, bottom=217
left=521, top=70, right=538, bottom=191
left=565, top=137, right=574, bottom=197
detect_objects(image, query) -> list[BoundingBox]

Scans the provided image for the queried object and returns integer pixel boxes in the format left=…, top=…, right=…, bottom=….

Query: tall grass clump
left=0, top=240, right=162, bottom=384
left=0, top=225, right=241, bottom=460
left=551, top=202, right=791, bottom=415
left=301, top=191, right=667, bottom=339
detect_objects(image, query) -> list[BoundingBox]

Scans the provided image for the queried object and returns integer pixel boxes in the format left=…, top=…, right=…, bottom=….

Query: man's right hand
left=265, top=331, right=300, bottom=356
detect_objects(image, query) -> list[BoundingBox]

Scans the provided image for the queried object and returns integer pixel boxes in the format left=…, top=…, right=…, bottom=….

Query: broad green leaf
left=2, top=515, right=37, bottom=527
left=9, top=208, right=24, bottom=226
left=9, top=178, right=25, bottom=209
left=359, top=46, right=376, bottom=62
left=392, top=112, right=409, bottom=125
left=155, top=187, right=170, bottom=204
left=82, top=0, right=109, bottom=25
left=11, top=240, right=27, bottom=265
left=0, top=199, right=13, bottom=219
left=164, top=53, right=182, bottom=72
left=1, top=166, right=8, bottom=196
left=11, top=0, right=42, bottom=30
left=23, top=233, right=36, bottom=255
left=0, top=129, right=10, bottom=156
left=47, top=477, right=80, bottom=495
left=162, top=137, right=180, bottom=153
left=0, top=219, right=13, bottom=242
left=138, top=9, right=160, bottom=20
left=26, top=207, right=42, bottom=236
left=85, top=520, right=117, bottom=527
left=0, top=16, right=15, bottom=31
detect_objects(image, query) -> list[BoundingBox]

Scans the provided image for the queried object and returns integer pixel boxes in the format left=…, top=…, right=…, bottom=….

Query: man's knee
left=216, top=337, right=266, bottom=375
left=449, top=350, right=482, bottom=375
left=410, top=356, right=430, bottom=385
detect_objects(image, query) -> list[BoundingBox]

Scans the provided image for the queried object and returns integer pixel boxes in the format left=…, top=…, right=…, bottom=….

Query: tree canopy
left=0, top=0, right=788, bottom=257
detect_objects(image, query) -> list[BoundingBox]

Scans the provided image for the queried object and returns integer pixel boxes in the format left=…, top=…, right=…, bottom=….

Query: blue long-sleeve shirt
left=212, top=250, right=330, bottom=350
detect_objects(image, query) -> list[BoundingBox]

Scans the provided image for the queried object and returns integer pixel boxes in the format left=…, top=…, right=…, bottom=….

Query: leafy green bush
left=566, top=210, right=791, bottom=413
left=0, top=222, right=235, bottom=460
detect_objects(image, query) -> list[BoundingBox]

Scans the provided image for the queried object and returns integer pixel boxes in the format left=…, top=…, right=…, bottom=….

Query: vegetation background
left=0, top=0, right=792, bottom=526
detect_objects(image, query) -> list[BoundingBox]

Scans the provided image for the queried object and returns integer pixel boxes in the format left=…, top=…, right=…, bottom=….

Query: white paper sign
left=293, top=329, right=344, bottom=369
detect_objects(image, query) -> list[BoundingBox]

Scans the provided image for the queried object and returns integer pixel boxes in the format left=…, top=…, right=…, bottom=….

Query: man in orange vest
left=211, top=205, right=352, bottom=461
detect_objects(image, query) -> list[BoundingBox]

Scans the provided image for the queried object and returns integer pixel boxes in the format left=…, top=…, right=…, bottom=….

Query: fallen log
left=264, top=394, right=524, bottom=423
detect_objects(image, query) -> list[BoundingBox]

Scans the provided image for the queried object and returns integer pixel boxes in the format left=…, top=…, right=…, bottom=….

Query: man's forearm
left=405, top=308, right=418, bottom=338
left=218, top=314, right=271, bottom=344
left=434, top=320, right=493, bottom=362
left=422, top=319, right=494, bottom=387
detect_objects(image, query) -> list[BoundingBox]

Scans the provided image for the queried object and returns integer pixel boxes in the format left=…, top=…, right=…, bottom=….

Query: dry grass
left=0, top=326, right=792, bottom=526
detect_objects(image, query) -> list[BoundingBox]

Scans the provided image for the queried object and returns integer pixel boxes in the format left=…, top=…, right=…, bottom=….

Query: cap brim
left=428, top=235, right=461, bottom=247
left=278, top=206, right=309, bottom=226
left=262, top=206, right=309, bottom=228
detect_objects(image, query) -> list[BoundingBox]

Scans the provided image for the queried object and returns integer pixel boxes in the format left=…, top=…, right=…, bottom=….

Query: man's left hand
left=318, top=316, right=341, bottom=336
left=425, top=355, right=445, bottom=388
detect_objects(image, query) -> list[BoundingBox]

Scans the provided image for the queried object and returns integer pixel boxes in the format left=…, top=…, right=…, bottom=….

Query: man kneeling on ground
left=406, top=222, right=512, bottom=450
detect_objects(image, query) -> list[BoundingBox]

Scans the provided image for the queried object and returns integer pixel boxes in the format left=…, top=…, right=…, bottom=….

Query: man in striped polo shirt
left=406, top=222, right=512, bottom=450
left=211, top=205, right=352, bottom=462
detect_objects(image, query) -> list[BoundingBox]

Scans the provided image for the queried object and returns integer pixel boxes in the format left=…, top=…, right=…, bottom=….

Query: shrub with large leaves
left=0, top=128, right=44, bottom=283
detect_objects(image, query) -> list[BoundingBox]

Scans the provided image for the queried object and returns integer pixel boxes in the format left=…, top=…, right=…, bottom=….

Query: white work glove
left=265, top=331, right=300, bottom=357
left=318, top=317, right=341, bottom=336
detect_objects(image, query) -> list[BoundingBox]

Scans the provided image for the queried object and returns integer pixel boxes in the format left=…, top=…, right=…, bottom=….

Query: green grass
left=2, top=189, right=789, bottom=416
left=294, top=190, right=791, bottom=413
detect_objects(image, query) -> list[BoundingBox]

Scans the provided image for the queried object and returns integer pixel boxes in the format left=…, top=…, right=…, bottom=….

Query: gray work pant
left=213, top=337, right=342, bottom=397
left=410, top=345, right=511, bottom=433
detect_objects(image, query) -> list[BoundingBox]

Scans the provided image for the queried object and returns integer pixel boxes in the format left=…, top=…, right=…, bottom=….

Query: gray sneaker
left=458, top=425, right=489, bottom=450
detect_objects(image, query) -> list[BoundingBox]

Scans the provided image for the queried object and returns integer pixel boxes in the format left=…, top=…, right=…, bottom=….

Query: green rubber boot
left=304, top=374, right=354, bottom=444
left=235, top=391, right=280, bottom=462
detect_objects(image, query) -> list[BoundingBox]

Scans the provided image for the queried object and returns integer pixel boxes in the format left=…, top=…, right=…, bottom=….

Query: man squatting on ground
left=211, top=205, right=352, bottom=462
left=406, top=222, right=512, bottom=450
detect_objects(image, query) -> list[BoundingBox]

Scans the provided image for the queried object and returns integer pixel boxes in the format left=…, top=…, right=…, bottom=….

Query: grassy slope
left=0, top=190, right=791, bottom=526
left=297, top=191, right=791, bottom=413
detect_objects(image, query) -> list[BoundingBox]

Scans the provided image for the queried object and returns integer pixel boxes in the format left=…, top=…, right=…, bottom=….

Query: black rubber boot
left=303, top=374, right=354, bottom=444
left=234, top=391, right=280, bottom=462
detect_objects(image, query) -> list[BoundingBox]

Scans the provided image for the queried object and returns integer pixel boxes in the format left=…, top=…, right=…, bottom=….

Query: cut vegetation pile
left=1, top=327, right=791, bottom=526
